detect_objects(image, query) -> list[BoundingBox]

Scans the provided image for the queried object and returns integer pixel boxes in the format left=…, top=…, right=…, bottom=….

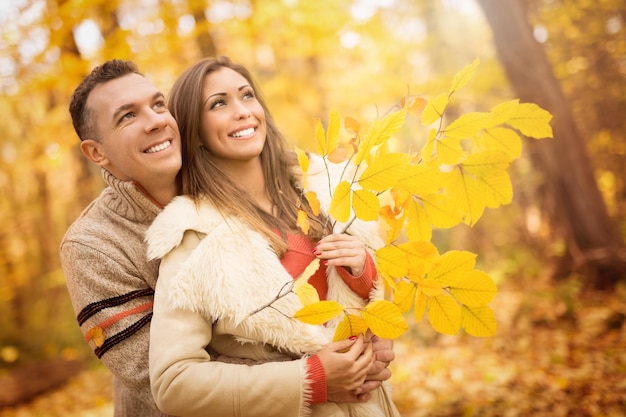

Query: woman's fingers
left=315, top=234, right=367, bottom=276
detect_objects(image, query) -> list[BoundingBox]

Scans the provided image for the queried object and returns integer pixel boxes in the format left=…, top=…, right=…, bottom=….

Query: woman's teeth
left=231, top=128, right=254, bottom=138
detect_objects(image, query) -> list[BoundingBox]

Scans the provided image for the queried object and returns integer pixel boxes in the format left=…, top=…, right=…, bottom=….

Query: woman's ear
left=80, top=139, right=108, bottom=166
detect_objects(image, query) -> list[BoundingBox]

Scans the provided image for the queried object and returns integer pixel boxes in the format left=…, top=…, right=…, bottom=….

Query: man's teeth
left=231, top=128, right=254, bottom=138
left=145, top=140, right=171, bottom=153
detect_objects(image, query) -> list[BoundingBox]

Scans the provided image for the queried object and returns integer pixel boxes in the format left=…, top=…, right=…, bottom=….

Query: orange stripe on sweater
left=85, top=301, right=154, bottom=342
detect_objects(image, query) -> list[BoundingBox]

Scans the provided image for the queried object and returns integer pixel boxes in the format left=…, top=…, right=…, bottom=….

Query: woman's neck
left=216, top=158, right=273, bottom=213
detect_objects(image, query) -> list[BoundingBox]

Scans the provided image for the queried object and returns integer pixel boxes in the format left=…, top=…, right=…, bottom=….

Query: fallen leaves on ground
left=391, top=280, right=626, bottom=417
left=2, top=280, right=625, bottom=417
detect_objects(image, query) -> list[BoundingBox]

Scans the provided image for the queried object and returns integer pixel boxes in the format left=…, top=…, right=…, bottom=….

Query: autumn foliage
left=290, top=60, right=553, bottom=340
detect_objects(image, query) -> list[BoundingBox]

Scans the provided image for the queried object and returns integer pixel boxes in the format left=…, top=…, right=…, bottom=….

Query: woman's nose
left=234, top=101, right=251, bottom=119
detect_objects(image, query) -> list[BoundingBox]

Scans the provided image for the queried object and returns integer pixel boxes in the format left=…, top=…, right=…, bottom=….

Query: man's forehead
left=88, top=73, right=161, bottom=115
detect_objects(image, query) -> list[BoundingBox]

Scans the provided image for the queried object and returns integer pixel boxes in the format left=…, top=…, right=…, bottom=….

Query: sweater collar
left=101, top=168, right=165, bottom=221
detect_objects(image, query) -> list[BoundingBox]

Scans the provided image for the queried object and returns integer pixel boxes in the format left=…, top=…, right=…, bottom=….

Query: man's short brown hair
left=69, top=60, right=141, bottom=141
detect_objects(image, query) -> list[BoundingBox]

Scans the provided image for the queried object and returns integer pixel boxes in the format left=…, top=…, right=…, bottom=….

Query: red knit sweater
left=280, top=233, right=377, bottom=404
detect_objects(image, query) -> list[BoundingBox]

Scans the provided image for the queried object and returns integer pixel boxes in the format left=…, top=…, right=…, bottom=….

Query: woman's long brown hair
left=168, top=56, right=324, bottom=255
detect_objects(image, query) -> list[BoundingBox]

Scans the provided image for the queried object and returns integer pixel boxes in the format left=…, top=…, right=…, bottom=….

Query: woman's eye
left=210, top=99, right=226, bottom=109
left=243, top=90, right=255, bottom=100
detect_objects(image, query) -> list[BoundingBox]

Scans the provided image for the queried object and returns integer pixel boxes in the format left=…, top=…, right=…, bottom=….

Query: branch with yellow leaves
left=289, top=58, right=553, bottom=340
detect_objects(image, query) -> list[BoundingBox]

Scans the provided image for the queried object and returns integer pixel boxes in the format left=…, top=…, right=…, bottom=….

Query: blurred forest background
left=1, top=0, right=625, bottom=415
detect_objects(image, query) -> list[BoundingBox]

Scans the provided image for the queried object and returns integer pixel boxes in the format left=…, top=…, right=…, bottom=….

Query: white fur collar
left=145, top=155, right=384, bottom=355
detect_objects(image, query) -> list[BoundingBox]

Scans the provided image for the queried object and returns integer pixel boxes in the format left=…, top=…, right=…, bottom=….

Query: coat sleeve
left=149, top=231, right=311, bottom=417
left=60, top=239, right=160, bottom=412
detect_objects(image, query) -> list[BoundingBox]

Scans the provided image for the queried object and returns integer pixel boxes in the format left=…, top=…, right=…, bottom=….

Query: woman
left=146, top=56, right=400, bottom=417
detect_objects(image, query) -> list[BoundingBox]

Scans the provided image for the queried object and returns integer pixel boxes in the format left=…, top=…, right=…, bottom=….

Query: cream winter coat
left=146, top=156, right=400, bottom=417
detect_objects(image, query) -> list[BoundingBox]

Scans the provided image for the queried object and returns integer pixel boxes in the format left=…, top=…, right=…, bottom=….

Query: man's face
left=83, top=73, right=181, bottom=192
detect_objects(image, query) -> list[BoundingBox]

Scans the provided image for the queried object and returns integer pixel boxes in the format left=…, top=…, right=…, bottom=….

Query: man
left=61, top=60, right=180, bottom=416
left=61, top=59, right=394, bottom=416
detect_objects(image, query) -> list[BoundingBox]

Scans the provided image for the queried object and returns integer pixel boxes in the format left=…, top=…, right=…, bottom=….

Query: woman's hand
left=314, top=234, right=367, bottom=276
left=315, top=335, right=374, bottom=403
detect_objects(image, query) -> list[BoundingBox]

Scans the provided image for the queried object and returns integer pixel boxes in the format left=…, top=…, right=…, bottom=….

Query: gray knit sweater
left=60, top=169, right=171, bottom=417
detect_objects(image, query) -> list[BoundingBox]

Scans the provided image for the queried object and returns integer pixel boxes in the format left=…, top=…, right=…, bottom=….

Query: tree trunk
left=190, top=0, right=217, bottom=58
left=476, top=0, right=626, bottom=289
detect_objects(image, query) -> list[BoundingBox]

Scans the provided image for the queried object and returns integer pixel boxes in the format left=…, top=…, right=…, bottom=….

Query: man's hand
left=353, top=331, right=395, bottom=400
left=316, top=335, right=375, bottom=403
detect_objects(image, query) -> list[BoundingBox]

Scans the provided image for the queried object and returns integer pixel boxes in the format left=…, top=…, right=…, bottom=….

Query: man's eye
left=121, top=112, right=135, bottom=121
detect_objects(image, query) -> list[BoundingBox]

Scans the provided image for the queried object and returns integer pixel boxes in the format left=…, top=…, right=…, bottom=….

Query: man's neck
left=135, top=181, right=178, bottom=209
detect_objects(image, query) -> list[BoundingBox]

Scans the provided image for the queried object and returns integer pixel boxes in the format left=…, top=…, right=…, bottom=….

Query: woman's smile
left=230, top=126, right=256, bottom=139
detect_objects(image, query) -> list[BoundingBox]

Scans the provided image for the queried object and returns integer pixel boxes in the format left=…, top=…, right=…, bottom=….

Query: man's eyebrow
left=111, top=92, right=165, bottom=122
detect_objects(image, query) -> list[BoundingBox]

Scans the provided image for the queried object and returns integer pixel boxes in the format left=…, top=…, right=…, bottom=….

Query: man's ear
left=80, top=139, right=108, bottom=166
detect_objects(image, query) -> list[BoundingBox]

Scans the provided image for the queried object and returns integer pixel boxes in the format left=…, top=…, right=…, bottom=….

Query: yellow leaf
left=460, top=152, right=513, bottom=209
left=305, top=191, right=321, bottom=216
left=393, top=280, right=417, bottom=313
left=352, top=189, right=380, bottom=221
left=396, top=159, right=443, bottom=196
left=333, top=314, right=369, bottom=341
left=489, top=99, right=520, bottom=125
left=328, top=147, right=349, bottom=163
left=449, top=58, right=480, bottom=94
left=376, top=245, right=408, bottom=278
left=414, top=291, right=427, bottom=322
left=359, top=152, right=410, bottom=192
left=404, top=96, right=427, bottom=119
left=380, top=205, right=404, bottom=245
left=391, top=187, right=411, bottom=208
left=86, top=327, right=105, bottom=347
left=295, top=146, right=309, bottom=189
left=477, top=169, right=513, bottom=208
left=461, top=305, right=497, bottom=337
left=421, top=193, right=463, bottom=229
left=329, top=180, right=352, bottom=223
left=355, top=107, right=407, bottom=165
left=404, top=199, right=432, bottom=242
left=314, top=117, right=326, bottom=156
left=429, top=250, right=476, bottom=286
left=294, top=300, right=344, bottom=325
left=449, top=269, right=498, bottom=307
left=422, top=93, right=449, bottom=126
left=475, top=127, right=522, bottom=159
left=506, top=102, right=554, bottom=139
left=379, top=269, right=398, bottom=291
left=375, top=241, right=439, bottom=279
left=421, top=128, right=438, bottom=161
left=297, top=209, right=310, bottom=234
left=295, top=282, right=320, bottom=307
left=427, top=294, right=461, bottom=335
left=361, top=300, right=408, bottom=339
left=326, top=108, right=341, bottom=155
left=436, top=136, right=466, bottom=165
left=462, top=150, right=512, bottom=176
left=446, top=167, right=486, bottom=226
left=414, top=277, right=442, bottom=297
left=344, top=116, right=360, bottom=135
left=294, top=258, right=321, bottom=287
left=443, top=111, right=492, bottom=139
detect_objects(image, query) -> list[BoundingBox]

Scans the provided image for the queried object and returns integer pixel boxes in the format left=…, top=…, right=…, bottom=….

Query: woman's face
left=199, top=67, right=267, bottom=168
